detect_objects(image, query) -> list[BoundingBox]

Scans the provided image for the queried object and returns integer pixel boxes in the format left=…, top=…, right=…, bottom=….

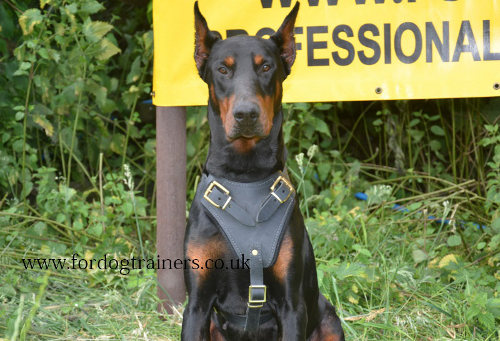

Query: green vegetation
left=1, top=0, right=499, bottom=340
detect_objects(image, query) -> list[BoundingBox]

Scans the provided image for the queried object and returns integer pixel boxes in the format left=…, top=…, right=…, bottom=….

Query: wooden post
left=156, top=106, right=187, bottom=313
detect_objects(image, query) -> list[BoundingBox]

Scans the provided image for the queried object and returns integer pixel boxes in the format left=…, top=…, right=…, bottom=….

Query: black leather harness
left=196, top=171, right=295, bottom=332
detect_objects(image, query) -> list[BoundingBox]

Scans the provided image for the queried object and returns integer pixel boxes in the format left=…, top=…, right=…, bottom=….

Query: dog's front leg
left=181, top=291, right=215, bottom=341
left=276, top=297, right=308, bottom=341
left=275, top=254, right=308, bottom=340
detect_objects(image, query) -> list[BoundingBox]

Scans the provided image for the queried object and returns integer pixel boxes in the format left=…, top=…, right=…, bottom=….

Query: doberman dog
left=181, top=2, right=345, bottom=340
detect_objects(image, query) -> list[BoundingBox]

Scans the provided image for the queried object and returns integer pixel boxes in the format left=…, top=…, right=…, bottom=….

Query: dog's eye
left=262, top=64, right=271, bottom=72
left=218, top=67, right=228, bottom=75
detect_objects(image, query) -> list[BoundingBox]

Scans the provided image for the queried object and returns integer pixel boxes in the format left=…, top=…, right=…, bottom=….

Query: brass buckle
left=270, top=174, right=294, bottom=204
left=248, top=285, right=267, bottom=308
left=203, top=181, right=232, bottom=209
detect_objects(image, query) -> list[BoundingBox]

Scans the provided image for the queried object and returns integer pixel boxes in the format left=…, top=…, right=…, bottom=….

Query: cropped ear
left=194, top=1, right=221, bottom=80
left=270, top=2, right=300, bottom=76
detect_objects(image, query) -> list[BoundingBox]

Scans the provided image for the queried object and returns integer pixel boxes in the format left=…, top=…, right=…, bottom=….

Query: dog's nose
left=233, top=103, right=259, bottom=125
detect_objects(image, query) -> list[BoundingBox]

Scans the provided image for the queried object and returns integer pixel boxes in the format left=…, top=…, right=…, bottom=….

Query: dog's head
left=194, top=2, right=299, bottom=154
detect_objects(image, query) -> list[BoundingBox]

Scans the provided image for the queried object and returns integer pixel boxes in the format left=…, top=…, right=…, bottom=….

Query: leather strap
left=244, top=246, right=266, bottom=332
left=204, top=182, right=256, bottom=226
left=212, top=247, right=273, bottom=331
left=256, top=178, right=294, bottom=222
left=203, top=173, right=294, bottom=227
left=214, top=307, right=274, bottom=329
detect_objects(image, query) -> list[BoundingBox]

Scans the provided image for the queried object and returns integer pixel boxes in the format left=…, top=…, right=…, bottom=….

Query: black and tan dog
left=181, top=2, right=345, bottom=340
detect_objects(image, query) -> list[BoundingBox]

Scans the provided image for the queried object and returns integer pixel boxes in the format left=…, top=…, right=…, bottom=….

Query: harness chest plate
left=196, top=171, right=295, bottom=268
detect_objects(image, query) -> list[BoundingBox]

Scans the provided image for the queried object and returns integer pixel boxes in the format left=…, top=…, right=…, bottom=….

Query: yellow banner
left=153, top=0, right=500, bottom=106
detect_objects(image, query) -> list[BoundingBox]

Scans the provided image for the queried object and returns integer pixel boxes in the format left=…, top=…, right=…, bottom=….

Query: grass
left=1, top=163, right=498, bottom=340
left=1, top=266, right=182, bottom=340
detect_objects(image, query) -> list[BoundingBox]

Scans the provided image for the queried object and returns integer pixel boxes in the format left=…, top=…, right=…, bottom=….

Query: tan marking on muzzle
left=255, top=94, right=275, bottom=136
left=219, top=95, right=236, bottom=137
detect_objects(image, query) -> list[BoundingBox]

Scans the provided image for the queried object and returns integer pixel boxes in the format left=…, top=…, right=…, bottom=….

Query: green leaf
left=19, top=61, right=31, bottom=70
left=122, top=202, right=134, bottom=217
left=317, top=162, right=331, bottom=181
left=21, top=181, right=33, bottom=199
left=142, top=30, right=153, bottom=53
left=73, top=219, right=84, bottom=231
left=476, top=242, right=486, bottom=250
left=95, top=86, right=108, bottom=109
left=38, top=48, right=49, bottom=59
left=315, top=119, right=331, bottom=137
left=59, top=184, right=76, bottom=202
left=33, top=114, right=54, bottom=138
left=126, top=56, right=142, bottom=84
left=13, top=61, right=31, bottom=76
left=88, top=223, right=103, bottom=237
left=491, top=217, right=500, bottom=233
left=412, top=249, right=428, bottom=264
left=447, top=235, right=461, bottom=247
left=144, top=139, right=156, bottom=157
left=40, top=0, right=51, bottom=9
left=97, top=38, right=121, bottom=60
left=409, top=129, right=424, bottom=143
left=430, top=125, right=445, bottom=136
left=466, top=302, right=481, bottom=319
left=332, top=262, right=366, bottom=281
left=15, top=111, right=24, bottom=121
left=489, top=234, right=500, bottom=250
left=48, top=49, right=60, bottom=63
left=12, top=139, right=24, bottom=152
left=19, top=8, right=43, bottom=35
left=283, top=120, right=295, bottom=144
left=33, top=222, right=47, bottom=236
left=50, top=242, right=67, bottom=255
left=429, top=140, right=441, bottom=152
left=2, top=132, right=11, bottom=143
left=134, top=197, right=148, bottom=216
left=438, top=254, right=458, bottom=268
left=83, top=20, right=114, bottom=43
left=294, top=103, right=309, bottom=112
left=353, top=244, right=372, bottom=258
left=56, top=213, right=66, bottom=224
left=407, top=202, right=422, bottom=211
left=64, top=3, right=78, bottom=14
left=80, top=0, right=104, bottom=14
left=314, top=103, right=332, bottom=111
left=477, top=311, right=495, bottom=330
left=409, top=118, right=420, bottom=127
left=122, top=85, right=140, bottom=108
left=110, top=134, right=125, bottom=155
left=486, top=298, right=500, bottom=318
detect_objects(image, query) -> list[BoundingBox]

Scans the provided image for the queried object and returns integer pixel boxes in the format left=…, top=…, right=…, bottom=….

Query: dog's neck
left=204, top=104, right=286, bottom=182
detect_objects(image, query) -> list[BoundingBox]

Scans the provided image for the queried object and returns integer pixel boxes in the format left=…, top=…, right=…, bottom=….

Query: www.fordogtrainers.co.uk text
left=21, top=253, right=250, bottom=275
